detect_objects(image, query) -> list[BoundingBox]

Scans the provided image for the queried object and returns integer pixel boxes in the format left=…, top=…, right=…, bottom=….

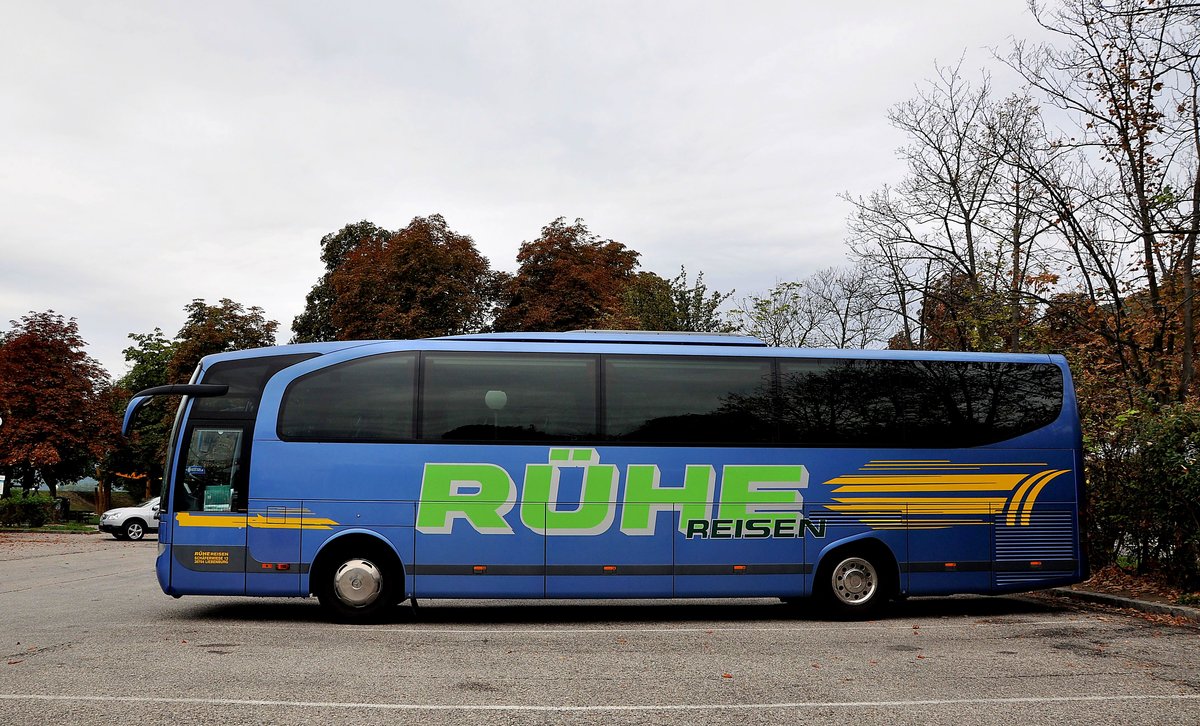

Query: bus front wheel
left=313, top=541, right=402, bottom=623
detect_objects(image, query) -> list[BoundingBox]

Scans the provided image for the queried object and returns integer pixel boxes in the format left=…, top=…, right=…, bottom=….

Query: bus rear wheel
left=314, top=542, right=402, bottom=623
left=816, top=548, right=893, bottom=619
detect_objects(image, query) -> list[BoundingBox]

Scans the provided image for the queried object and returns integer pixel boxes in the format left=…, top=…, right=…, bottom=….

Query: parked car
left=98, top=497, right=160, bottom=541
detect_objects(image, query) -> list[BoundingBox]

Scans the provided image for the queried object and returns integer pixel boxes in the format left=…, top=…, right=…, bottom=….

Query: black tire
left=111, top=532, right=127, bottom=541
left=815, top=547, right=895, bottom=619
left=313, top=541, right=402, bottom=623
left=122, top=520, right=146, bottom=541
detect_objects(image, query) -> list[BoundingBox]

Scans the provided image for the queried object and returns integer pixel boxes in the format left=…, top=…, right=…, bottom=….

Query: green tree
left=620, top=272, right=675, bottom=330
left=167, top=299, right=279, bottom=383
left=327, top=214, right=501, bottom=340
left=733, top=281, right=814, bottom=347
left=665, top=267, right=734, bottom=333
left=494, top=218, right=641, bottom=332
left=620, top=267, right=734, bottom=332
left=104, top=329, right=177, bottom=497
left=121, top=329, right=176, bottom=393
left=0, top=311, right=117, bottom=497
left=292, top=220, right=392, bottom=343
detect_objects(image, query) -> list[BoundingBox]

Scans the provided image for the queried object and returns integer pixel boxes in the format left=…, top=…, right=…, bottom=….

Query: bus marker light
left=473, top=565, right=487, bottom=574
left=1030, top=561, right=1042, bottom=568
left=944, top=562, right=957, bottom=569
left=277, top=563, right=291, bottom=571
left=733, top=565, right=747, bottom=573
left=261, top=563, right=272, bottom=570
left=603, top=565, right=617, bottom=573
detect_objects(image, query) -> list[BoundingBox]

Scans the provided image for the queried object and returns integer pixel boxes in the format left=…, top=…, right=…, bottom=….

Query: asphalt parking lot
left=2, top=532, right=1198, bottom=725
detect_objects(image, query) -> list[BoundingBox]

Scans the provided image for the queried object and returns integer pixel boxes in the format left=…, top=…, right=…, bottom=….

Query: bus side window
left=422, top=352, right=597, bottom=442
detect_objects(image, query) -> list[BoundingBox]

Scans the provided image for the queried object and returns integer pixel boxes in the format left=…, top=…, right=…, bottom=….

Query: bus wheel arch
left=310, top=532, right=406, bottom=622
left=813, top=538, right=899, bottom=618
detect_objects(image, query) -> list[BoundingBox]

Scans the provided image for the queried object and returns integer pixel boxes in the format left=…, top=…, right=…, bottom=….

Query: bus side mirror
left=122, top=396, right=153, bottom=437
left=121, top=383, right=230, bottom=436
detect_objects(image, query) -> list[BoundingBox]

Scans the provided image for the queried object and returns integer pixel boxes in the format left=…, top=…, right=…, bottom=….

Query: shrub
left=1085, top=404, right=1200, bottom=589
left=0, top=492, right=54, bottom=528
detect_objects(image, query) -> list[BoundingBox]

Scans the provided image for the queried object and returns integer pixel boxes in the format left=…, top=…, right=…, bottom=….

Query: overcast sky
left=0, top=1, right=1054, bottom=377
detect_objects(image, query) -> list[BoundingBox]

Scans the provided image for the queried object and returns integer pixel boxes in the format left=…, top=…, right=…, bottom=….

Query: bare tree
left=803, top=267, right=894, bottom=348
left=1002, top=0, right=1200, bottom=399
left=982, top=95, right=1061, bottom=350
left=844, top=64, right=1057, bottom=352
left=732, top=266, right=894, bottom=349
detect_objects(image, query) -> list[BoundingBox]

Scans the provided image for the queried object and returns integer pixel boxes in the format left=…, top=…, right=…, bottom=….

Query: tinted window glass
left=422, top=352, right=597, bottom=441
left=777, top=359, right=1063, bottom=447
left=605, top=356, right=774, bottom=444
left=177, top=427, right=243, bottom=512
left=278, top=353, right=416, bottom=441
left=195, top=354, right=316, bottom=416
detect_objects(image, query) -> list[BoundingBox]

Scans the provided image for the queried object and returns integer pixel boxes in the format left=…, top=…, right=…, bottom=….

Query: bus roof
left=435, top=330, right=769, bottom=347
left=193, top=333, right=1064, bottom=369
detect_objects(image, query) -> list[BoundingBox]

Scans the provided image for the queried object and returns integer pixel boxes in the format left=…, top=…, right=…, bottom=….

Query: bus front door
left=168, top=423, right=248, bottom=595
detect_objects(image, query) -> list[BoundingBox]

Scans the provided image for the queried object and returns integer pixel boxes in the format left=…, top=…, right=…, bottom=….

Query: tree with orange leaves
left=327, top=214, right=502, bottom=340
left=493, top=217, right=640, bottom=332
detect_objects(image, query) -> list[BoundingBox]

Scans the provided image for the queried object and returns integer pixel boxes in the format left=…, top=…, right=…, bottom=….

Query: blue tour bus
left=123, top=331, right=1086, bottom=621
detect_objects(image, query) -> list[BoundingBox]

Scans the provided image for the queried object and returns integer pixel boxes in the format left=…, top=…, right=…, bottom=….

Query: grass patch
left=0, top=523, right=99, bottom=533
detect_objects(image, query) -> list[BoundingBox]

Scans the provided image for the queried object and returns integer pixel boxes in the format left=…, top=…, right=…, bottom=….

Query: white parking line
left=1, top=693, right=1197, bottom=712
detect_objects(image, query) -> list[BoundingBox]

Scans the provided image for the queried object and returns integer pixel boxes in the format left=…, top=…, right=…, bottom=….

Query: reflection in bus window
left=777, top=359, right=1063, bottom=447
left=421, top=352, right=597, bottom=441
left=605, top=356, right=774, bottom=444
left=279, top=353, right=416, bottom=441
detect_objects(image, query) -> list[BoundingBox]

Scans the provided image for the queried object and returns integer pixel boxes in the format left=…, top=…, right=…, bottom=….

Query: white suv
left=98, top=497, right=160, bottom=541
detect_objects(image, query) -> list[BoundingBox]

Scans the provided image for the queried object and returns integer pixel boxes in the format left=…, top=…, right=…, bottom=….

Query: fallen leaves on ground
left=1077, top=565, right=1198, bottom=605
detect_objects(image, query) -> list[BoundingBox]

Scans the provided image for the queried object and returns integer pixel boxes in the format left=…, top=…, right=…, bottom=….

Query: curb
left=1048, top=587, right=1200, bottom=622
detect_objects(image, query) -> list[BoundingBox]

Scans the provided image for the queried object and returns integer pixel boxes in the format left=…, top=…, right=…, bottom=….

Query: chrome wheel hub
left=333, top=558, right=382, bottom=607
left=832, top=557, right=878, bottom=605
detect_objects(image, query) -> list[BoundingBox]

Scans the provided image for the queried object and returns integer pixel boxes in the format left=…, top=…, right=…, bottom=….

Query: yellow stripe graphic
left=1019, top=470, right=1069, bottom=526
left=827, top=497, right=1007, bottom=516
left=1004, top=470, right=1068, bottom=526
left=176, top=512, right=339, bottom=530
left=828, top=474, right=1028, bottom=492
left=1004, top=472, right=1048, bottom=523
left=823, top=464, right=1072, bottom=529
